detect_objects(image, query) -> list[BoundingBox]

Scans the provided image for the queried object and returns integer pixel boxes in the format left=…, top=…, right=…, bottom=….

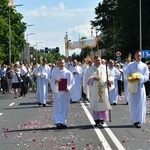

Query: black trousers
left=144, top=81, right=150, bottom=96
left=1, top=77, right=7, bottom=92
left=20, top=76, right=27, bottom=96
left=117, top=80, right=124, bottom=96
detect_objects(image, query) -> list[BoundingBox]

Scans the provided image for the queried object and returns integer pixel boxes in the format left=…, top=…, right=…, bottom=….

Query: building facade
left=9, top=0, right=14, bottom=6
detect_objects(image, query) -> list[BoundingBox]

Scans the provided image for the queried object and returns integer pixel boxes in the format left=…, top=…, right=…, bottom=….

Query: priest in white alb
left=34, top=58, right=51, bottom=107
left=70, top=59, right=83, bottom=102
left=84, top=56, right=113, bottom=126
left=108, top=60, right=121, bottom=105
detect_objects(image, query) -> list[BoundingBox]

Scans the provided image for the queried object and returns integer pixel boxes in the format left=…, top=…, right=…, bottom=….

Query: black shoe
left=113, top=103, right=117, bottom=105
left=60, top=124, right=67, bottom=128
left=125, top=102, right=129, bottom=105
left=133, top=122, right=141, bottom=128
left=56, top=123, right=61, bottom=129
left=71, top=101, right=78, bottom=103
left=18, top=95, right=22, bottom=99
left=56, top=123, right=67, bottom=129
left=100, top=120, right=105, bottom=125
left=95, top=120, right=101, bottom=126
left=38, top=103, right=41, bottom=106
left=2, top=91, right=5, bottom=94
left=43, top=104, right=46, bottom=107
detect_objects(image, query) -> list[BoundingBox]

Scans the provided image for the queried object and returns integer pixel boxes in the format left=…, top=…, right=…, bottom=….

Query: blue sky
left=15, top=0, right=101, bottom=55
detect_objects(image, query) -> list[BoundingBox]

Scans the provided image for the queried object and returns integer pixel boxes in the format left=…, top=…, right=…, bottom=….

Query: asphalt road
left=0, top=91, right=150, bottom=150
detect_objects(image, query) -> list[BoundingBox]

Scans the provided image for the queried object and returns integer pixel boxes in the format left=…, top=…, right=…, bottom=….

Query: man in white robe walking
left=50, top=58, right=75, bottom=129
left=65, top=56, right=73, bottom=71
left=83, top=60, right=93, bottom=100
left=126, top=51, right=149, bottom=128
left=108, top=60, right=121, bottom=105
left=34, top=58, right=51, bottom=107
left=70, top=60, right=83, bottom=103
left=84, top=56, right=113, bottom=126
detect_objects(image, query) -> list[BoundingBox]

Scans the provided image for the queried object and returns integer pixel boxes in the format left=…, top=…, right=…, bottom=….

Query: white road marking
left=80, top=102, right=112, bottom=150
left=103, top=123, right=125, bottom=150
left=9, top=102, right=15, bottom=107
left=83, top=101, right=125, bottom=150
left=0, top=113, right=3, bottom=116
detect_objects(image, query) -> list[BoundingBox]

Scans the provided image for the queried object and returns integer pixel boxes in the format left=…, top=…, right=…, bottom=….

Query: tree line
left=0, top=0, right=26, bottom=64
left=91, top=0, right=150, bottom=60
left=0, top=0, right=65, bottom=65
left=1, top=0, right=150, bottom=64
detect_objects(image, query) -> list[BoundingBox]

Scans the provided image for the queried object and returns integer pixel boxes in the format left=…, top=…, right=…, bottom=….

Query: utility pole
left=139, top=0, right=142, bottom=52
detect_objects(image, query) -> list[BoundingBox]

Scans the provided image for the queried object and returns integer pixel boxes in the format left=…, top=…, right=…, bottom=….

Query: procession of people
left=0, top=51, right=150, bottom=129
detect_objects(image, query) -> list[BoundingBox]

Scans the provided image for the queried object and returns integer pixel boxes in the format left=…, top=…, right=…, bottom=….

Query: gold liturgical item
left=96, top=67, right=104, bottom=103
left=98, top=84, right=104, bottom=103
left=127, top=73, right=141, bottom=83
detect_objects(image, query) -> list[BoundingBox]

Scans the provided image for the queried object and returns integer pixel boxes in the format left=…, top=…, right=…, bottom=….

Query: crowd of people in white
left=0, top=51, right=150, bottom=129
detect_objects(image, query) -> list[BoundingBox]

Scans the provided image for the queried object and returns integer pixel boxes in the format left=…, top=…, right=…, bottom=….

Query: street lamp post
left=23, top=33, right=35, bottom=63
left=26, top=33, right=35, bottom=43
left=25, top=24, right=34, bottom=42
left=22, top=25, right=34, bottom=61
left=35, top=42, right=43, bottom=64
left=139, top=0, right=142, bottom=52
left=8, top=4, right=23, bottom=65
left=8, top=6, right=11, bottom=65
left=27, top=24, right=34, bottom=27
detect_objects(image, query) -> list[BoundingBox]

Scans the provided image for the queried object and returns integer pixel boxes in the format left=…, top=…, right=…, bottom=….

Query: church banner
left=67, top=38, right=97, bottom=50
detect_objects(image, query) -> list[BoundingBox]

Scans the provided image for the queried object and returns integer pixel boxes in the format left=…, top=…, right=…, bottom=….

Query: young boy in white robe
left=126, top=51, right=149, bottom=128
left=50, top=58, right=75, bottom=129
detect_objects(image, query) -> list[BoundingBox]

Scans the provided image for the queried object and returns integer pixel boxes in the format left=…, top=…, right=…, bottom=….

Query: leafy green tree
left=91, top=0, right=150, bottom=60
left=117, top=0, right=150, bottom=57
left=36, top=50, right=66, bottom=64
left=0, top=0, right=26, bottom=65
left=72, top=52, right=81, bottom=62
left=91, top=0, right=118, bottom=60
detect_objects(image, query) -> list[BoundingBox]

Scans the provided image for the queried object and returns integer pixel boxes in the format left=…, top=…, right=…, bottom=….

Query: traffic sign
left=116, top=56, right=121, bottom=62
left=142, top=50, right=150, bottom=58
left=116, top=51, right=121, bottom=57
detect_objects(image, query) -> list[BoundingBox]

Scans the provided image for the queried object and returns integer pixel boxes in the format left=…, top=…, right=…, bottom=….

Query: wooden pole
left=105, top=61, right=111, bottom=122
left=64, top=32, right=69, bottom=57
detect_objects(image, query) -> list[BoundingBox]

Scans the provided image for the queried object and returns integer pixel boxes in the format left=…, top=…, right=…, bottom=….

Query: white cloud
left=25, top=2, right=93, bottom=18
left=68, top=23, right=98, bottom=40
left=25, top=5, right=48, bottom=17
left=52, top=2, right=65, bottom=11
left=23, top=2, right=97, bottom=56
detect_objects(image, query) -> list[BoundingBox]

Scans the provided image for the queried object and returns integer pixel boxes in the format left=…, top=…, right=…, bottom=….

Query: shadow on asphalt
left=4, top=105, right=53, bottom=110
left=3, top=124, right=134, bottom=134
left=101, top=125, right=133, bottom=129
left=19, top=102, right=39, bottom=105
left=3, top=125, right=93, bottom=133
